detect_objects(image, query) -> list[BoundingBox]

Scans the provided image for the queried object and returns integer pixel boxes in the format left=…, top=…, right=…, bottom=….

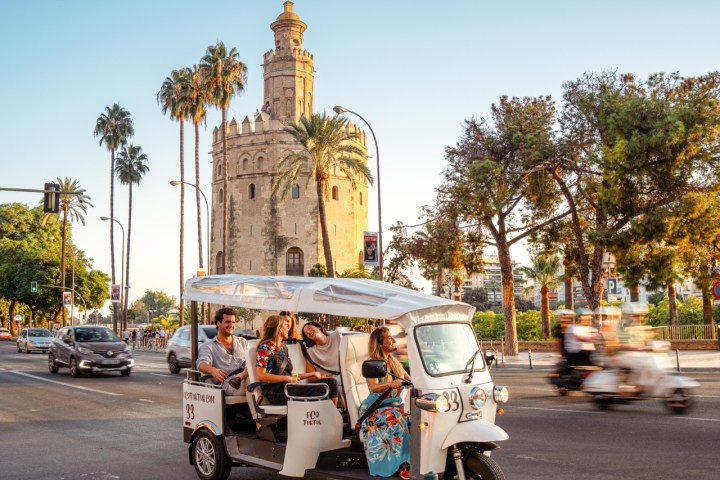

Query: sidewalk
left=497, top=349, right=720, bottom=372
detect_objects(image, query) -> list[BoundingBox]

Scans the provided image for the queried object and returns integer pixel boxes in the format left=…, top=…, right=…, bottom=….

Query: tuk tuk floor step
left=308, top=468, right=376, bottom=479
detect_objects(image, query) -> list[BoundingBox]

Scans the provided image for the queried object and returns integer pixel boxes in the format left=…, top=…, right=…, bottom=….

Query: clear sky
left=1, top=0, right=719, bottom=314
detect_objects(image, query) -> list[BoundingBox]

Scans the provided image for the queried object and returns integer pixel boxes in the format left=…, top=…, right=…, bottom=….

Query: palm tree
left=115, top=145, right=149, bottom=332
left=93, top=104, right=134, bottom=288
left=41, top=177, right=92, bottom=326
left=519, top=255, right=561, bottom=338
left=200, top=42, right=247, bottom=273
left=272, top=113, right=373, bottom=277
left=158, top=68, right=191, bottom=326
left=187, top=64, right=209, bottom=271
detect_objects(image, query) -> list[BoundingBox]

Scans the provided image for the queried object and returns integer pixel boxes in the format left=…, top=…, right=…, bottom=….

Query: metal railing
left=651, top=324, right=718, bottom=341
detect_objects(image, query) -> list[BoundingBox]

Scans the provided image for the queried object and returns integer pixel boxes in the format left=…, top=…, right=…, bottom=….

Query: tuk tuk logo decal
left=304, top=410, right=321, bottom=426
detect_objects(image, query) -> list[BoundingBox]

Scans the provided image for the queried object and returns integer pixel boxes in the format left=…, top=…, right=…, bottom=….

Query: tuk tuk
left=182, top=275, right=509, bottom=480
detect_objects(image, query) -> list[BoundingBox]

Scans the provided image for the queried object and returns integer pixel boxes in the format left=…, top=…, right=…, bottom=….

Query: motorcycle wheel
left=192, top=428, right=231, bottom=480
left=444, top=448, right=505, bottom=480
left=666, top=388, right=692, bottom=414
left=593, top=395, right=611, bottom=411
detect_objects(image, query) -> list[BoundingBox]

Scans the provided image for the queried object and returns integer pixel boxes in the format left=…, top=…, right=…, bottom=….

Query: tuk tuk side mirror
left=362, top=359, right=388, bottom=379
left=484, top=350, right=496, bottom=369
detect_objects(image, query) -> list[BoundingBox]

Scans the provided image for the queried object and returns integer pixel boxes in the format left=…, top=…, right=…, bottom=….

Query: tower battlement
left=263, top=48, right=314, bottom=62
left=212, top=116, right=367, bottom=146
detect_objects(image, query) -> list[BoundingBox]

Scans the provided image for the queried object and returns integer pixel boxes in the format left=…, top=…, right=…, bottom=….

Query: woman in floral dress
left=359, top=327, right=411, bottom=478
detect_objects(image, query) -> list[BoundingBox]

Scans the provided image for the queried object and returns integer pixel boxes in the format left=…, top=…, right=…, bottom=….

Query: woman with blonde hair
left=279, top=311, right=302, bottom=343
left=358, top=326, right=411, bottom=479
left=256, top=315, right=338, bottom=406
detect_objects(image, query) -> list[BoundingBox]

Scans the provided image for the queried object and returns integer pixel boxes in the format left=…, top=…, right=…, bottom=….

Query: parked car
left=17, top=327, right=53, bottom=353
left=233, top=327, right=257, bottom=340
left=48, top=325, right=133, bottom=377
left=0, top=327, right=12, bottom=341
left=165, top=325, right=218, bottom=374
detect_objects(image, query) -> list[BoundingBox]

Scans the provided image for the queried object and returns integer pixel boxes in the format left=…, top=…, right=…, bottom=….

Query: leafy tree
left=200, top=42, right=247, bottom=273
left=94, top=104, right=134, bottom=287
left=442, top=96, right=566, bottom=355
left=139, top=290, right=176, bottom=318
left=518, top=255, right=561, bottom=338
left=382, top=223, right=417, bottom=290
left=158, top=68, right=192, bottom=326
left=308, top=263, right=327, bottom=277
left=115, top=144, right=149, bottom=331
left=272, top=112, right=372, bottom=278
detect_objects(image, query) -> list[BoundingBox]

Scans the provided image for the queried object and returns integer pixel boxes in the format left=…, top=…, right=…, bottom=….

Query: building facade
left=210, top=2, right=369, bottom=276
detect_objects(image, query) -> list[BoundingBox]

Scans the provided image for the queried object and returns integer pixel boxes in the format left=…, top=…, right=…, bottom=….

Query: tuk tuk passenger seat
left=339, top=333, right=370, bottom=429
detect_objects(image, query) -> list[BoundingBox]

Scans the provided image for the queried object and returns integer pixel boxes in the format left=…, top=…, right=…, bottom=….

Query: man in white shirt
left=197, top=307, right=249, bottom=395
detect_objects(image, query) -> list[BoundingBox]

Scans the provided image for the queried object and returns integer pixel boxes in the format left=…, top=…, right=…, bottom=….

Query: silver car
left=16, top=327, right=53, bottom=353
left=165, top=325, right=218, bottom=374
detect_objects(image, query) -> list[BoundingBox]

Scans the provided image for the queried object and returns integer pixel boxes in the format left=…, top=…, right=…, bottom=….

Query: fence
left=652, top=324, right=718, bottom=341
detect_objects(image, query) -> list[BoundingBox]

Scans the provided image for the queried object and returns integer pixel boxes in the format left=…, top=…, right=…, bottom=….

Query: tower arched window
left=332, top=186, right=339, bottom=200
left=219, top=188, right=224, bottom=203
left=286, top=248, right=304, bottom=276
left=216, top=251, right=225, bottom=275
left=249, top=184, right=256, bottom=199
left=257, top=156, right=264, bottom=171
left=217, top=163, right=222, bottom=178
left=291, top=184, right=300, bottom=199
left=242, top=158, right=249, bottom=170
left=359, top=192, right=363, bottom=205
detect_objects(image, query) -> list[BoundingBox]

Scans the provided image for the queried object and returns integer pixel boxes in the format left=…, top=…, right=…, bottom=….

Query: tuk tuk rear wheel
left=191, top=429, right=231, bottom=480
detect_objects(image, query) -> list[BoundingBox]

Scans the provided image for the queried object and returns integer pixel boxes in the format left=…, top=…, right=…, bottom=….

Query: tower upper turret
left=270, top=1, right=306, bottom=51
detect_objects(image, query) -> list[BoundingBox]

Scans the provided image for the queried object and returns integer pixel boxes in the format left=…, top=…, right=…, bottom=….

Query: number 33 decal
left=443, top=390, right=461, bottom=412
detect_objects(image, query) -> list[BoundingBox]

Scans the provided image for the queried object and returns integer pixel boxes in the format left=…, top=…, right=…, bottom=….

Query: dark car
left=165, top=325, right=218, bottom=374
left=48, top=326, right=134, bottom=377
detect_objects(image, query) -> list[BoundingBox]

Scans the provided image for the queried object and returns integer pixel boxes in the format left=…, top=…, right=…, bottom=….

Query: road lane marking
left=675, top=416, right=720, bottom=422
left=9, top=371, right=123, bottom=396
left=139, top=399, right=154, bottom=403
left=149, top=373, right=179, bottom=379
left=512, top=406, right=604, bottom=414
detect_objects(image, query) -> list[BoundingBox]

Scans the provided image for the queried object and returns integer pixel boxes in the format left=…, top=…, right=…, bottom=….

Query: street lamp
left=170, top=180, right=210, bottom=275
left=101, top=216, right=125, bottom=333
left=333, top=105, right=384, bottom=281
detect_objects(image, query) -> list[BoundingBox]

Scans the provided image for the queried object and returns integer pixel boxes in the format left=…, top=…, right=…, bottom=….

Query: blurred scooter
left=549, top=359, right=601, bottom=395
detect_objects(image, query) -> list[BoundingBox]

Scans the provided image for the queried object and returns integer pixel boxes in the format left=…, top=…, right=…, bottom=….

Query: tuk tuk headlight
left=469, top=387, right=487, bottom=409
left=415, top=393, right=450, bottom=413
left=493, top=386, right=509, bottom=403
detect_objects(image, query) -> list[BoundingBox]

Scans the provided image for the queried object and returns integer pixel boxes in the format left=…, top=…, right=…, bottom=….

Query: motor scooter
left=582, top=341, right=699, bottom=414
left=548, top=359, right=601, bottom=395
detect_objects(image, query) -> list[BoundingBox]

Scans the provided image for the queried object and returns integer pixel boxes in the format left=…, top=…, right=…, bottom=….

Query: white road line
left=675, top=416, right=720, bottom=422
left=513, top=406, right=604, bottom=415
left=149, top=373, right=180, bottom=378
left=139, top=399, right=154, bottom=403
left=9, top=371, right=123, bottom=396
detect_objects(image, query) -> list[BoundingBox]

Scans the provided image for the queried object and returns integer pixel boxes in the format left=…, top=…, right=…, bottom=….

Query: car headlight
left=415, top=393, right=451, bottom=413
left=77, top=347, right=93, bottom=354
left=493, top=385, right=509, bottom=403
left=123, top=347, right=130, bottom=354
left=469, top=387, right=487, bottom=409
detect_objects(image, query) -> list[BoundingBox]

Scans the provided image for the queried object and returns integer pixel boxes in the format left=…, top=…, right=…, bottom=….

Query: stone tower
left=210, top=1, right=369, bottom=277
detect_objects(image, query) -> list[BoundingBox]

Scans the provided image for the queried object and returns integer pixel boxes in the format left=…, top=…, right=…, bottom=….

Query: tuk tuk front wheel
left=191, top=429, right=231, bottom=480
left=445, top=448, right=505, bottom=480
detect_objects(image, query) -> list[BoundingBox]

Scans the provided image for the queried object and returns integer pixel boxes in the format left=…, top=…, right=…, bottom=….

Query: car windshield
left=414, top=322, right=484, bottom=376
left=201, top=326, right=218, bottom=340
left=75, top=327, right=120, bottom=343
left=28, top=329, right=52, bottom=337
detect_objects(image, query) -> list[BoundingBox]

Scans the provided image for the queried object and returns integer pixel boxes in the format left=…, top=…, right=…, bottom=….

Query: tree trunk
left=222, top=108, right=229, bottom=274
left=497, top=242, right=518, bottom=355
left=316, top=181, right=334, bottom=277
left=541, top=284, right=550, bottom=338
left=110, top=148, right=117, bottom=333
left=124, top=184, right=133, bottom=332
left=171, top=123, right=184, bottom=331
left=702, top=290, right=713, bottom=325
left=630, top=285, right=640, bottom=302
left=61, top=208, right=68, bottom=326
left=436, top=265, right=445, bottom=298
left=668, top=283, right=678, bottom=339
left=563, top=257, right=574, bottom=310
left=195, top=120, right=204, bottom=270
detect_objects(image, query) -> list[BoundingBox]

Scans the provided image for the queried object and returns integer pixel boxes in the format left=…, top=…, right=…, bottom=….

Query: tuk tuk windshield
left=415, top=322, right=483, bottom=376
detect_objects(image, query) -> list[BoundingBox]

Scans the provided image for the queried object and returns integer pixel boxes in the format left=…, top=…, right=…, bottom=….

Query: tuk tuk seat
left=339, top=333, right=370, bottom=428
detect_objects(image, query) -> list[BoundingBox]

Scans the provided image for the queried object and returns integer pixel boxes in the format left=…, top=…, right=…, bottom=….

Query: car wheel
left=69, top=357, right=82, bottom=378
left=17, top=343, right=21, bottom=353
left=192, top=428, right=232, bottom=480
left=48, top=353, right=59, bottom=373
left=168, top=353, right=180, bottom=374
left=121, top=368, right=132, bottom=377
left=25, top=344, right=31, bottom=354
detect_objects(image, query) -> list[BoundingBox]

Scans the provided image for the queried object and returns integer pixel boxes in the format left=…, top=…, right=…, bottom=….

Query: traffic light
left=30, top=281, right=37, bottom=293
left=43, top=182, right=60, bottom=214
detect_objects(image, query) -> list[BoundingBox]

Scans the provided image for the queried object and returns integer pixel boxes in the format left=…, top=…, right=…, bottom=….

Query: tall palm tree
left=158, top=68, right=191, bottom=326
left=200, top=42, right=247, bottom=273
left=41, top=177, right=92, bottom=326
left=115, top=145, right=149, bottom=332
left=93, top=104, right=134, bottom=289
left=519, top=255, right=561, bottom=338
left=272, top=113, right=373, bottom=277
left=187, top=64, right=209, bottom=271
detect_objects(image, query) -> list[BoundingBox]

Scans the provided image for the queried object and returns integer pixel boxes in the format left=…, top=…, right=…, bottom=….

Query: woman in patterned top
left=358, top=327, right=411, bottom=479
left=255, top=315, right=339, bottom=406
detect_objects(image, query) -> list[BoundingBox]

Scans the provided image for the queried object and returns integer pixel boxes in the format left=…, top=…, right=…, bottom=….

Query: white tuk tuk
left=182, top=275, right=510, bottom=480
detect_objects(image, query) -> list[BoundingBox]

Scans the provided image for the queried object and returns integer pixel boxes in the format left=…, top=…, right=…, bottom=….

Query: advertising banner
left=110, top=284, right=121, bottom=303
left=62, top=291, right=72, bottom=306
left=362, top=231, right=379, bottom=267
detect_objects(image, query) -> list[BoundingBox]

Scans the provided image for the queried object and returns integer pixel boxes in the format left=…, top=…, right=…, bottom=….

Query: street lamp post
left=101, top=216, right=125, bottom=334
left=170, top=180, right=210, bottom=276
left=333, top=105, right=384, bottom=281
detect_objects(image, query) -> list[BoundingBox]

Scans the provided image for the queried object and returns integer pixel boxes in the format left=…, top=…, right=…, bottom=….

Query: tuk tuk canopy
left=183, top=275, right=475, bottom=329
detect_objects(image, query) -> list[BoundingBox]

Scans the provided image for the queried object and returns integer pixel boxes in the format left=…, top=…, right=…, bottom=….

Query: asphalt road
left=1, top=341, right=718, bottom=480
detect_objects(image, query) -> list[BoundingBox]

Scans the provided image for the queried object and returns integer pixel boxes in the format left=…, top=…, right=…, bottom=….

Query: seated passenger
left=256, top=315, right=338, bottom=406
left=359, top=327, right=411, bottom=479
left=279, top=311, right=302, bottom=343
left=300, top=321, right=341, bottom=376
left=196, top=307, right=249, bottom=395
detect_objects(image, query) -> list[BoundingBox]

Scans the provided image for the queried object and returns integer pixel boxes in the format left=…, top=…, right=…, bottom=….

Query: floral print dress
left=358, top=381, right=410, bottom=477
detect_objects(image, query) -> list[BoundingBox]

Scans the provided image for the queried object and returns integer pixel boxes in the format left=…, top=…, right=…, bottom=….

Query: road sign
left=14, top=314, right=23, bottom=322
left=606, top=277, right=618, bottom=303
left=712, top=281, right=720, bottom=300
left=362, top=231, right=379, bottom=267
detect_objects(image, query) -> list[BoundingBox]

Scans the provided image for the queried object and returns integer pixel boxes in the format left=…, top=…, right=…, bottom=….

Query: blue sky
left=1, top=0, right=719, bottom=313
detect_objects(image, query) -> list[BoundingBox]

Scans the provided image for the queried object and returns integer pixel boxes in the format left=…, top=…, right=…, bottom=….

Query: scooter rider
left=564, top=317, right=599, bottom=367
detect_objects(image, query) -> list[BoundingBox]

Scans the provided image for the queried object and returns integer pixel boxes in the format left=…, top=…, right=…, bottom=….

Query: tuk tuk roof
left=183, top=275, right=475, bottom=329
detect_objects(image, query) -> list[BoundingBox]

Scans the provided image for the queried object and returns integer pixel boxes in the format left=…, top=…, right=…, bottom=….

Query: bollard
left=675, top=349, right=681, bottom=372
left=528, top=349, right=533, bottom=369
left=501, top=337, right=505, bottom=366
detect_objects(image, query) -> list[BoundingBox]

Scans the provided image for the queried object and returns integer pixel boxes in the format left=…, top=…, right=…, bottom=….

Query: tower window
left=242, top=158, right=249, bottom=170
left=332, top=186, right=339, bottom=200
left=257, top=156, right=264, bottom=171
left=360, top=192, right=363, bottom=205
left=219, top=188, right=224, bottom=203
left=217, top=163, right=222, bottom=177
left=249, top=184, right=256, bottom=199
left=292, top=184, right=300, bottom=199
left=286, top=248, right=304, bottom=276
